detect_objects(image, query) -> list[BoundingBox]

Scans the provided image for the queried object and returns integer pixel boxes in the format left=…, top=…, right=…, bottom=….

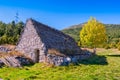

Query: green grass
left=0, top=49, right=120, bottom=80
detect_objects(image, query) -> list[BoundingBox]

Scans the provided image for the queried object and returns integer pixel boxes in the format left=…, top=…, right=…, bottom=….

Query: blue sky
left=0, top=0, right=120, bottom=30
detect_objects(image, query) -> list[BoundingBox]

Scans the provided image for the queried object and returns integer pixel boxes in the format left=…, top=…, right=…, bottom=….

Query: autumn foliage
left=79, top=17, right=107, bottom=48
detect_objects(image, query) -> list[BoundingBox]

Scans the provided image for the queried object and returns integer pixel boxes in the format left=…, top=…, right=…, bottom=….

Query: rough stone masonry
left=15, top=18, right=91, bottom=66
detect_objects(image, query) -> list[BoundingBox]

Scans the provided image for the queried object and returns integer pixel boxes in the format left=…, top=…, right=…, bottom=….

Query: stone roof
left=29, top=18, right=75, bottom=42
left=16, top=18, right=81, bottom=55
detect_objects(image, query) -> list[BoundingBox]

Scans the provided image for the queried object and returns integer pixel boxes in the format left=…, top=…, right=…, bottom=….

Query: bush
left=118, top=45, right=120, bottom=51
left=117, top=42, right=120, bottom=45
left=109, top=43, right=117, bottom=48
left=104, top=45, right=111, bottom=49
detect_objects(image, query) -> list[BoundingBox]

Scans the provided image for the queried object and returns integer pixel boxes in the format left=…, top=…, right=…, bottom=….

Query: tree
left=80, top=17, right=107, bottom=53
left=0, top=21, right=6, bottom=37
left=0, top=20, right=24, bottom=45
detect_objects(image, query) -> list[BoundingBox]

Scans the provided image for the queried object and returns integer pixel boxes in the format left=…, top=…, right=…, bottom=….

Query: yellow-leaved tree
left=80, top=17, right=107, bottom=53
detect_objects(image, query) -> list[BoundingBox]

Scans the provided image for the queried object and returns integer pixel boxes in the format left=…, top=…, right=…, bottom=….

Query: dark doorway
left=34, top=49, right=39, bottom=63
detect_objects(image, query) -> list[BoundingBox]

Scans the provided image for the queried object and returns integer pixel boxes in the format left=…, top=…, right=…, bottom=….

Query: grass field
left=0, top=48, right=120, bottom=80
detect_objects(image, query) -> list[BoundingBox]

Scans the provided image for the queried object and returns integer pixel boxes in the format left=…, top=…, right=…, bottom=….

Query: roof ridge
left=27, top=18, right=75, bottom=40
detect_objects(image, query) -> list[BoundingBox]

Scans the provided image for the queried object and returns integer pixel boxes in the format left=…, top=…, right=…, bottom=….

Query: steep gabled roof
left=31, top=19, right=78, bottom=47
left=29, top=18, right=75, bottom=41
left=16, top=18, right=81, bottom=55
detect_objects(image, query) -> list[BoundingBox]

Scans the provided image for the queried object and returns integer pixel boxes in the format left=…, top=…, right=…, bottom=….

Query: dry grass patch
left=0, top=51, right=29, bottom=59
left=0, top=44, right=15, bottom=50
left=48, top=48, right=65, bottom=56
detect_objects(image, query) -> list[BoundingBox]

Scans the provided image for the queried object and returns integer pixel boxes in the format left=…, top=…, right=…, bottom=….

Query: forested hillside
left=62, top=24, right=83, bottom=42
left=62, top=24, right=120, bottom=42
left=62, top=24, right=120, bottom=48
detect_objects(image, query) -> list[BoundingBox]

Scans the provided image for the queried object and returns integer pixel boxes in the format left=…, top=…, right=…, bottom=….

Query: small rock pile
left=0, top=46, right=33, bottom=67
left=0, top=46, right=10, bottom=53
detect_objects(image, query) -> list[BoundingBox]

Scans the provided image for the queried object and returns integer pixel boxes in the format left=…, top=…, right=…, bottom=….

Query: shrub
left=109, top=43, right=117, bottom=48
left=117, top=42, right=120, bottom=46
left=104, top=45, right=111, bottom=49
left=118, top=45, right=120, bottom=51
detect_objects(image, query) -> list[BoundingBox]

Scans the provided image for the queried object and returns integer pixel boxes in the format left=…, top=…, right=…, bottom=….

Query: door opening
left=34, top=49, right=39, bottom=63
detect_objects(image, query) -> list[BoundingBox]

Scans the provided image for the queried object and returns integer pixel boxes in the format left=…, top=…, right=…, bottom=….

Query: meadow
left=0, top=48, right=120, bottom=80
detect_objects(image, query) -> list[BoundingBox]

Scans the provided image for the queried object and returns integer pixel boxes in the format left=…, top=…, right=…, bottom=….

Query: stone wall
left=15, top=19, right=46, bottom=62
left=45, top=53, right=91, bottom=66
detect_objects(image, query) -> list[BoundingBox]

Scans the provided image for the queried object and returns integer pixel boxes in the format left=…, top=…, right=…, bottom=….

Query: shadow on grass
left=106, top=55, right=120, bottom=57
left=23, top=63, right=35, bottom=67
left=78, top=55, right=108, bottom=65
left=24, top=55, right=108, bottom=67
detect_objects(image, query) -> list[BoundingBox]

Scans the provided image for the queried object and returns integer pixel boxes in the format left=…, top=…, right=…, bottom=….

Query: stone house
left=15, top=19, right=90, bottom=66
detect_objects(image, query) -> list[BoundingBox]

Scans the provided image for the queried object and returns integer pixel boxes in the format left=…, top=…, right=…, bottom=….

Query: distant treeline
left=0, top=21, right=24, bottom=45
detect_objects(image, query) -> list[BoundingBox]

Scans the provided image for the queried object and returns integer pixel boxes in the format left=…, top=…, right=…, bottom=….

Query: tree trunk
left=93, top=47, right=96, bottom=54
